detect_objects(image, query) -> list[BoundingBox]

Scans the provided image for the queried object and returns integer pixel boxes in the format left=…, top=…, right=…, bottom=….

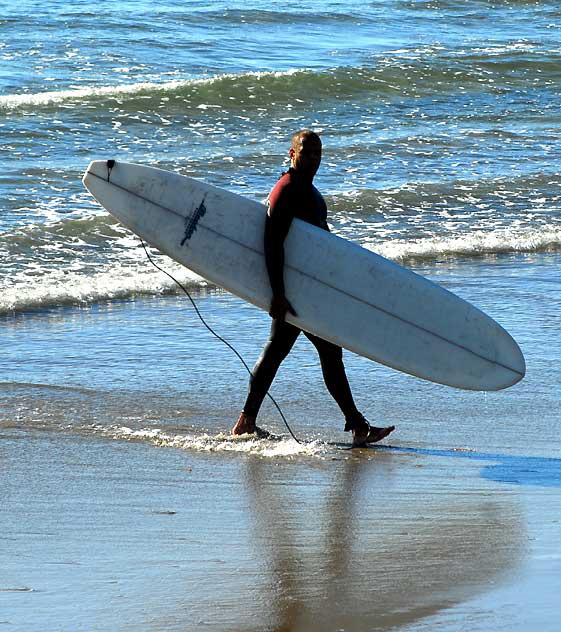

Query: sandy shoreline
left=2, top=423, right=560, bottom=631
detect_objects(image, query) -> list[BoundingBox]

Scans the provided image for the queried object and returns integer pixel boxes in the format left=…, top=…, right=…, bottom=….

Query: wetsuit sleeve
left=264, top=182, right=294, bottom=297
left=313, top=187, right=330, bottom=232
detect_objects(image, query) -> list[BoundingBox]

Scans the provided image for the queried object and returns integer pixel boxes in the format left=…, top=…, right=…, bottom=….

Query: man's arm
left=264, top=184, right=297, bottom=320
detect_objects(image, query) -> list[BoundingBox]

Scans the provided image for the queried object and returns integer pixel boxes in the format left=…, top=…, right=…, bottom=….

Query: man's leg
left=304, top=332, right=360, bottom=422
left=305, top=332, right=395, bottom=446
left=232, top=319, right=301, bottom=435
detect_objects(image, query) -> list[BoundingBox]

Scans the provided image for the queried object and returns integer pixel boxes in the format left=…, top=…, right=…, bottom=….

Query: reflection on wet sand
left=244, top=451, right=525, bottom=632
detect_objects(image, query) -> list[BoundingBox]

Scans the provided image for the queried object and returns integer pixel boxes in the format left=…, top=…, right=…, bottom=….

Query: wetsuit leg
left=243, top=319, right=301, bottom=418
left=303, top=331, right=360, bottom=422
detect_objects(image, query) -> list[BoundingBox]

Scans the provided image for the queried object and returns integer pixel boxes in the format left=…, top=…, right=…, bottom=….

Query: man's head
left=289, top=130, right=322, bottom=178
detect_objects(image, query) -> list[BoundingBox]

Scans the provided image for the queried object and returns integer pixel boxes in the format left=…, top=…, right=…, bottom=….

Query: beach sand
left=2, top=421, right=560, bottom=631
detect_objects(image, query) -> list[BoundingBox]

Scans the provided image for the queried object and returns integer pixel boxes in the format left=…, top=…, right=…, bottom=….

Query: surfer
left=232, top=130, right=395, bottom=447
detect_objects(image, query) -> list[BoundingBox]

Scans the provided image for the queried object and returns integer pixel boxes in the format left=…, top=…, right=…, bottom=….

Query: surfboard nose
left=485, top=326, right=525, bottom=391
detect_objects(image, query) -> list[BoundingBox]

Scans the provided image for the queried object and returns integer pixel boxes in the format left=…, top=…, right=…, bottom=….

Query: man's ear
left=289, top=148, right=295, bottom=159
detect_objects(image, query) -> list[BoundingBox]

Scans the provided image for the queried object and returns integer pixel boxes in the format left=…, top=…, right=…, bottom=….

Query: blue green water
left=2, top=1, right=561, bottom=311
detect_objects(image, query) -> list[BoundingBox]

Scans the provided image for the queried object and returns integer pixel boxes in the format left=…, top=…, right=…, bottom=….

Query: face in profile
left=290, top=134, right=322, bottom=177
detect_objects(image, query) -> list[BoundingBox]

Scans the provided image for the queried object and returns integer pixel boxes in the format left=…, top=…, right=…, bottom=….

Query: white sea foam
left=370, top=227, right=561, bottom=261
left=0, top=69, right=304, bottom=109
left=0, top=265, right=206, bottom=314
left=96, top=425, right=329, bottom=458
left=0, top=80, right=188, bottom=108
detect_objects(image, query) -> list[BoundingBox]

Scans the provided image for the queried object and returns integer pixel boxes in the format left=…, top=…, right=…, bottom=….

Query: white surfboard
left=82, top=160, right=525, bottom=391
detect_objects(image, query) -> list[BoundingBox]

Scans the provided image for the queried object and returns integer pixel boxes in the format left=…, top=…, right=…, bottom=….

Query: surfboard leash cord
left=139, top=239, right=302, bottom=444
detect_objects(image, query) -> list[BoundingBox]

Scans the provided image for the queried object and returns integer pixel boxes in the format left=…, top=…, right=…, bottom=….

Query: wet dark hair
left=290, top=129, right=321, bottom=150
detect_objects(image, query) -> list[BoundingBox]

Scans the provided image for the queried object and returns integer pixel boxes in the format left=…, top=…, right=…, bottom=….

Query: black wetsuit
left=242, top=169, right=360, bottom=425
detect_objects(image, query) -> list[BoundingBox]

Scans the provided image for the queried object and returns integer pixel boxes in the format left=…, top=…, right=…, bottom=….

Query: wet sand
left=2, top=423, right=560, bottom=631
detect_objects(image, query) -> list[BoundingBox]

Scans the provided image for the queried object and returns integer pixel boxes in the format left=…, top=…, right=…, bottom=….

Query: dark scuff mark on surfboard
left=181, top=197, right=207, bottom=246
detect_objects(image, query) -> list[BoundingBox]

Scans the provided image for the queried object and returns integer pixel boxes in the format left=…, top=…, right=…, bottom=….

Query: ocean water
left=2, top=1, right=561, bottom=631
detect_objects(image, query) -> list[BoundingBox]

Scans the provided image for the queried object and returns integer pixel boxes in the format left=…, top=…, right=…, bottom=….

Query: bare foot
left=232, top=412, right=257, bottom=435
